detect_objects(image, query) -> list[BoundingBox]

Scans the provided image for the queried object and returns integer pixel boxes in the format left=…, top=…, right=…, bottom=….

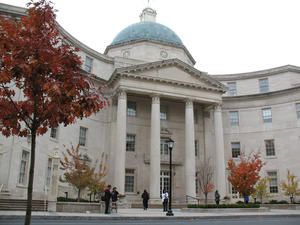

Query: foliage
left=228, top=152, right=265, bottom=202
left=187, top=203, right=260, bottom=208
left=196, top=157, right=214, bottom=205
left=87, top=152, right=107, bottom=201
left=60, top=144, right=95, bottom=201
left=57, top=197, right=90, bottom=202
left=251, top=177, right=271, bottom=203
left=267, top=199, right=289, bottom=204
left=0, top=0, right=108, bottom=224
left=281, top=169, right=300, bottom=203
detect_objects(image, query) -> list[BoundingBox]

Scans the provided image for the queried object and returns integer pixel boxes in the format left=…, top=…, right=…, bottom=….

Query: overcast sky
left=2, top=0, right=300, bottom=74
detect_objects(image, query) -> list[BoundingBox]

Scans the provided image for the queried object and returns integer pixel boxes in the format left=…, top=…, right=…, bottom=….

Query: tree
left=60, top=144, right=95, bottom=201
left=251, top=177, right=271, bottom=203
left=281, top=169, right=300, bottom=203
left=87, top=152, right=108, bottom=202
left=197, top=157, right=214, bottom=205
left=0, top=1, right=108, bottom=224
left=227, top=152, right=265, bottom=203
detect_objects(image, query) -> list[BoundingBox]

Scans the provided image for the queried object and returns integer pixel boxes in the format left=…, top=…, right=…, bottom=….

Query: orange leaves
left=228, top=153, right=265, bottom=197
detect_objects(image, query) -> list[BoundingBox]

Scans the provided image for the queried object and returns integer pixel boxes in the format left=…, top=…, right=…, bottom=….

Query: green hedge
left=57, top=197, right=97, bottom=202
left=187, top=203, right=260, bottom=208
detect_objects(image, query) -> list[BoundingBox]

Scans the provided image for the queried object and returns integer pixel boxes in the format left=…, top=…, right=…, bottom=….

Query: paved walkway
left=1, top=208, right=300, bottom=220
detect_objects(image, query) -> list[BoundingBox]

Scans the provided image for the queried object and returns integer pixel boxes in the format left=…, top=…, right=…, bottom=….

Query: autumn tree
left=251, top=177, right=271, bottom=203
left=87, top=152, right=108, bottom=201
left=228, top=152, right=265, bottom=203
left=60, top=144, right=95, bottom=201
left=0, top=1, right=108, bottom=224
left=281, top=169, right=300, bottom=203
left=197, top=157, right=214, bottom=205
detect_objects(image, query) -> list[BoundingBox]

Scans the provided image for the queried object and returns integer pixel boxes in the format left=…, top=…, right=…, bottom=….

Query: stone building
left=0, top=3, right=300, bottom=204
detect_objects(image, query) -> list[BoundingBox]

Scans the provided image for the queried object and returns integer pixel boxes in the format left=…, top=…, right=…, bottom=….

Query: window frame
left=259, top=78, right=269, bottom=93
left=125, top=169, right=135, bottom=193
left=231, top=142, right=241, bottom=158
left=50, top=127, right=58, bottom=139
left=127, top=101, right=137, bottom=117
left=160, top=138, right=169, bottom=155
left=79, top=126, right=88, bottom=147
left=195, top=140, right=199, bottom=157
left=296, top=103, right=300, bottom=119
left=126, top=134, right=136, bottom=152
left=84, top=56, right=93, bottom=73
left=160, top=105, right=168, bottom=120
left=227, top=82, right=237, bottom=96
left=267, top=171, right=278, bottom=193
left=18, top=150, right=30, bottom=185
left=265, top=139, right=275, bottom=156
left=229, top=111, right=239, bottom=126
left=262, top=108, right=272, bottom=123
left=46, top=158, right=52, bottom=188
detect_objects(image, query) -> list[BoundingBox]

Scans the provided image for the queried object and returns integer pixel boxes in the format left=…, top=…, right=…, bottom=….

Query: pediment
left=110, top=59, right=227, bottom=93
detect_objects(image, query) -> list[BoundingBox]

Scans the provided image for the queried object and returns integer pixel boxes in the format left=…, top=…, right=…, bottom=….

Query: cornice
left=108, top=58, right=227, bottom=93
left=212, top=65, right=300, bottom=81
left=104, top=38, right=196, bottom=65
left=0, top=3, right=26, bottom=17
left=222, top=86, right=300, bottom=101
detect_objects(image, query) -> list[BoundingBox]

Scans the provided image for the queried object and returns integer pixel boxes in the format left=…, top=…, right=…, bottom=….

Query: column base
left=47, top=200, right=57, bottom=212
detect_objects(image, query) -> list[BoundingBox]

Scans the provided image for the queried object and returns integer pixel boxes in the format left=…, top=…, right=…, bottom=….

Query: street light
left=166, top=138, right=174, bottom=216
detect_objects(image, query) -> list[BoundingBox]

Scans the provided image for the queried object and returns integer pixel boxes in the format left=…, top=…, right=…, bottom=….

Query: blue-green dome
left=111, top=21, right=183, bottom=46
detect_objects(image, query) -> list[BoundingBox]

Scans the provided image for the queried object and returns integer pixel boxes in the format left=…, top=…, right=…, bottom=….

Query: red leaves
left=228, top=153, right=265, bottom=197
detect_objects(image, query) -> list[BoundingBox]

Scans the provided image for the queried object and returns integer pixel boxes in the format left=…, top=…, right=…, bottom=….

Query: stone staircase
left=0, top=199, right=48, bottom=211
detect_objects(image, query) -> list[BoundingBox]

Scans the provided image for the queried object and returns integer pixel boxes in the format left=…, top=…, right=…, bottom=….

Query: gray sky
left=1, top=0, right=300, bottom=74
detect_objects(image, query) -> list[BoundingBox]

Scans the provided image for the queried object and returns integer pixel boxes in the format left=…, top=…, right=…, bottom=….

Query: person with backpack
left=141, top=189, right=150, bottom=210
left=111, top=187, right=119, bottom=213
left=103, top=185, right=112, bottom=214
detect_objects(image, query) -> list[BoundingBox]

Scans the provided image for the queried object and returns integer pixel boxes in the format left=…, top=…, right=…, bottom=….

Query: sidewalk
left=1, top=208, right=300, bottom=220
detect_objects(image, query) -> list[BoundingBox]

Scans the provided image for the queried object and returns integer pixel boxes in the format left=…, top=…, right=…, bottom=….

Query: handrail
left=185, top=195, right=200, bottom=204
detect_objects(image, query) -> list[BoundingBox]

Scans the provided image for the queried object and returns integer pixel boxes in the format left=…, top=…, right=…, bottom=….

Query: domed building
left=0, top=3, right=300, bottom=209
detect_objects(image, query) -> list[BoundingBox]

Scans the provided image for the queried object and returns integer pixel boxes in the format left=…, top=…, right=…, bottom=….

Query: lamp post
left=166, top=138, right=174, bottom=216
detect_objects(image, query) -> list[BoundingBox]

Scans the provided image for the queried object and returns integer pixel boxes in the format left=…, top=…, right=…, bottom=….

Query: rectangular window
left=160, top=105, right=167, bottom=120
left=195, top=140, right=199, bottom=157
left=125, top=169, right=135, bottom=192
left=46, top=158, right=52, bottom=187
left=18, top=150, right=29, bottom=185
left=194, top=109, right=198, bottom=124
left=126, top=134, right=136, bottom=152
left=227, top=82, right=237, bottom=96
left=160, top=139, right=169, bottom=155
left=79, top=127, right=87, bottom=146
left=195, top=172, right=199, bottom=194
left=50, top=127, right=58, bottom=139
left=265, top=139, right=275, bottom=156
left=84, top=56, right=93, bottom=72
left=259, top=78, right=269, bottom=93
left=262, top=108, right=272, bottom=123
left=160, top=171, right=170, bottom=194
left=231, top=142, right=240, bottom=158
left=296, top=103, right=300, bottom=118
left=127, top=101, right=136, bottom=116
left=229, top=111, right=239, bottom=126
left=268, top=171, right=278, bottom=193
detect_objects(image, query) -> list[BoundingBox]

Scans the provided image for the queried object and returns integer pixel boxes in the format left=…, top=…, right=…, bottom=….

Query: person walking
left=215, top=190, right=220, bottom=205
left=104, top=185, right=112, bottom=214
left=161, top=189, right=169, bottom=212
left=111, top=187, right=119, bottom=213
left=141, top=189, right=150, bottom=210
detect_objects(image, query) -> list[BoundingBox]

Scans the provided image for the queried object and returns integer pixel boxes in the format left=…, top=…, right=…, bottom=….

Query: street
left=1, top=217, right=300, bottom=225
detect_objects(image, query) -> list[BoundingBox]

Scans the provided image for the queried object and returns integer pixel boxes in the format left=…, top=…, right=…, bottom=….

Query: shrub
left=187, top=203, right=260, bottom=208
left=57, top=197, right=91, bottom=202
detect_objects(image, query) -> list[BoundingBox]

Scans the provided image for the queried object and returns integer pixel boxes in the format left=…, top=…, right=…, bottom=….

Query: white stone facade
left=0, top=3, right=300, bottom=204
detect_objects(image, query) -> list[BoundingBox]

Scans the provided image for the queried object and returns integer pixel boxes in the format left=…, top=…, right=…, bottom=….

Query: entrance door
left=160, top=171, right=170, bottom=195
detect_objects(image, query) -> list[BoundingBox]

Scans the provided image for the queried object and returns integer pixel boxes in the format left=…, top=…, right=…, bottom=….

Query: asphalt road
left=1, top=217, right=300, bottom=225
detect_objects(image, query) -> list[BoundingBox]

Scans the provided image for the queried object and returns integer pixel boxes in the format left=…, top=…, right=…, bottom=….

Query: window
left=126, top=135, right=136, bottom=152
left=195, top=172, right=199, bottom=194
left=296, top=103, right=300, bottom=118
left=50, top=127, right=58, bottom=139
left=160, top=139, right=169, bottom=155
left=46, top=158, right=52, bottom=187
left=262, top=108, right=272, bottom=123
left=79, top=127, right=87, bottom=146
left=127, top=101, right=136, bottom=116
left=268, top=171, right=278, bottom=193
left=259, top=78, right=269, bottom=93
left=160, top=105, right=167, bottom=120
left=229, top=111, right=239, bottom=126
left=195, top=140, right=199, bottom=157
left=194, top=109, right=198, bottom=124
left=227, top=82, right=237, bottom=96
left=231, top=187, right=242, bottom=198
left=160, top=171, right=170, bottom=194
left=265, top=139, right=275, bottom=156
left=125, top=169, right=135, bottom=192
left=18, top=150, right=29, bottom=185
left=231, top=142, right=240, bottom=158
left=84, top=56, right=93, bottom=72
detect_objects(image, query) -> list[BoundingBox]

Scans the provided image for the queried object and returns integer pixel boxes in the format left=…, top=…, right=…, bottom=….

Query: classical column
left=214, top=104, right=226, bottom=198
left=185, top=99, right=196, bottom=199
left=150, top=95, right=161, bottom=200
left=48, top=150, right=60, bottom=212
left=114, top=90, right=127, bottom=194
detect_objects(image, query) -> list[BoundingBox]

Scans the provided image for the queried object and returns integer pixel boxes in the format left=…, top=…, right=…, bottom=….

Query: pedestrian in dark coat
left=111, top=187, right=119, bottom=203
left=141, top=189, right=150, bottom=210
left=104, top=185, right=112, bottom=214
left=215, top=190, right=220, bottom=205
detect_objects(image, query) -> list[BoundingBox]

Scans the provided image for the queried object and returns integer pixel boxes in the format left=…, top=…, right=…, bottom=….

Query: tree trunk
left=77, top=189, right=81, bottom=202
left=24, top=128, right=37, bottom=225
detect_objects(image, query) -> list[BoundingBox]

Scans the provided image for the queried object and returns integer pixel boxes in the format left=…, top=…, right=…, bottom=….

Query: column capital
left=185, top=98, right=194, bottom=108
left=151, top=94, right=160, bottom=104
left=117, top=89, right=127, bottom=100
left=214, top=103, right=222, bottom=112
